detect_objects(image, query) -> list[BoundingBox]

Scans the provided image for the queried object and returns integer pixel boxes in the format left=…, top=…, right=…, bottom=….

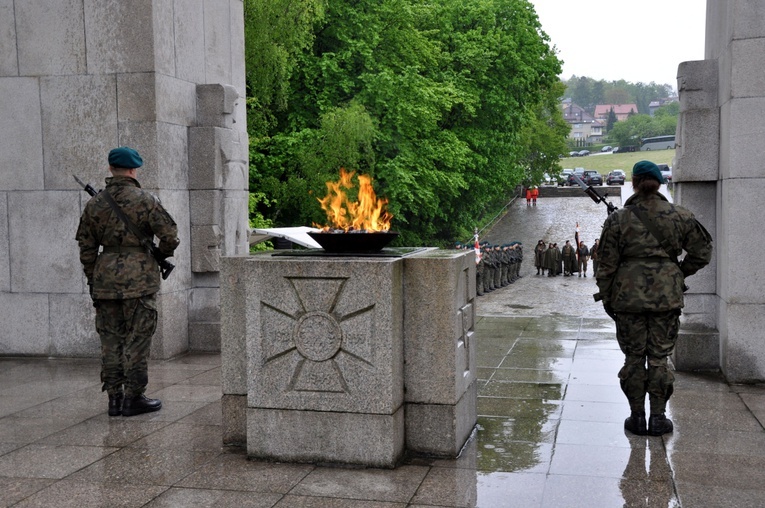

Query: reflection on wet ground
left=2, top=314, right=765, bottom=507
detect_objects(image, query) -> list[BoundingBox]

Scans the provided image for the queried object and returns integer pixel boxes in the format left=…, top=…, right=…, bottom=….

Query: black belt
left=101, top=246, right=147, bottom=254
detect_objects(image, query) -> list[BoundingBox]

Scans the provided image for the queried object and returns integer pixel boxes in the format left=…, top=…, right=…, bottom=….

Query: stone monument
left=221, top=248, right=477, bottom=467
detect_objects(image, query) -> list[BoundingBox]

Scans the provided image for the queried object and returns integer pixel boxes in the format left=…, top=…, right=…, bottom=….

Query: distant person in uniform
left=534, top=239, right=547, bottom=275
left=590, top=239, right=600, bottom=275
left=577, top=241, right=590, bottom=277
left=76, top=147, right=180, bottom=417
left=595, top=161, right=712, bottom=436
left=561, top=240, right=577, bottom=276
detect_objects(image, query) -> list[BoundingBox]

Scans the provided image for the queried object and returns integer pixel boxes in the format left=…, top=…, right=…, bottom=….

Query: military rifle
left=73, top=175, right=175, bottom=280
left=572, top=174, right=618, bottom=215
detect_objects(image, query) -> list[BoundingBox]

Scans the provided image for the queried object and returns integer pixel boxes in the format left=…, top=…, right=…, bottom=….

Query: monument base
left=247, top=406, right=405, bottom=467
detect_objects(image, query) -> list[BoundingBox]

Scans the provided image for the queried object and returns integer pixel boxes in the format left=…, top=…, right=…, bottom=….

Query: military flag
left=575, top=222, right=580, bottom=261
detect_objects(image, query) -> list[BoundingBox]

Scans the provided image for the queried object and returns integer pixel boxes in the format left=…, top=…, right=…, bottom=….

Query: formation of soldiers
left=454, top=241, right=523, bottom=297
left=533, top=239, right=598, bottom=278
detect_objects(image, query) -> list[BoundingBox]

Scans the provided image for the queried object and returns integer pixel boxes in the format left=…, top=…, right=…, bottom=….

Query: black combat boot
left=122, top=394, right=162, bottom=417
left=648, top=413, right=674, bottom=436
left=624, top=411, right=647, bottom=435
left=108, top=393, right=123, bottom=417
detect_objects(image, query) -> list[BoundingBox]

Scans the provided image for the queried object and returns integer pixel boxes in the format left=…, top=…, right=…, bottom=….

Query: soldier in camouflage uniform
left=595, top=161, right=712, bottom=436
left=514, top=242, right=523, bottom=280
left=76, top=147, right=180, bottom=417
left=494, top=245, right=503, bottom=288
left=534, top=240, right=546, bottom=275
left=561, top=240, right=577, bottom=276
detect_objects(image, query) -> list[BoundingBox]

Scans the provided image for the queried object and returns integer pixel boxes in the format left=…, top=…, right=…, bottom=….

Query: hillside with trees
left=564, top=76, right=674, bottom=115
left=562, top=75, right=679, bottom=149
left=244, top=0, right=567, bottom=246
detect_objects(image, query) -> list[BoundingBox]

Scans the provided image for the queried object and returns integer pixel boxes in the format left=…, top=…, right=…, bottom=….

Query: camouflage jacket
left=76, top=176, right=180, bottom=299
left=595, top=192, right=712, bottom=312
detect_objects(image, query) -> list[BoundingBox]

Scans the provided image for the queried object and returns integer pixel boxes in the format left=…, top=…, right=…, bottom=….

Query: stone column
left=672, top=60, right=720, bottom=371
left=679, top=0, right=765, bottom=381
left=188, top=84, right=250, bottom=352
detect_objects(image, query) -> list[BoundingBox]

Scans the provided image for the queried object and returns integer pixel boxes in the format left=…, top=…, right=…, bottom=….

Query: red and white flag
left=474, top=234, right=482, bottom=265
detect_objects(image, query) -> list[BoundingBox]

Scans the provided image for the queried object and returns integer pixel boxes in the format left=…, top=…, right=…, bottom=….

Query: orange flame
left=314, top=168, right=393, bottom=232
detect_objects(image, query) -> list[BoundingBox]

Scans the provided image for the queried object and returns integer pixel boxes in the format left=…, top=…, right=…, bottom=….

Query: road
left=476, top=181, right=672, bottom=318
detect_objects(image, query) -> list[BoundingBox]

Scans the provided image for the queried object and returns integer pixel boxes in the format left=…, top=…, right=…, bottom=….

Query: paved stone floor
left=3, top=188, right=765, bottom=507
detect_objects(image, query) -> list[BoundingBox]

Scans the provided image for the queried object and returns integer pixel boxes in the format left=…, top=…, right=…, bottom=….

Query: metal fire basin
left=307, top=231, right=399, bottom=253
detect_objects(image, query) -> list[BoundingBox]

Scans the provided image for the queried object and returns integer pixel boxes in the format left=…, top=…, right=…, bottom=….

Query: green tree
left=243, top=0, right=326, bottom=138
left=569, top=75, right=594, bottom=111
left=606, top=107, right=617, bottom=132
left=604, top=87, right=630, bottom=105
left=654, top=101, right=679, bottom=118
left=608, top=113, right=676, bottom=147
left=522, top=81, right=569, bottom=185
left=247, top=0, right=564, bottom=245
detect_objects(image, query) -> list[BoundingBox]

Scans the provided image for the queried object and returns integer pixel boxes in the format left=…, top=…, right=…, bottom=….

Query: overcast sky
left=528, top=0, right=707, bottom=90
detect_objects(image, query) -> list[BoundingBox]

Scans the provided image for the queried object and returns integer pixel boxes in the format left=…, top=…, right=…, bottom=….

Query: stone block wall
left=674, top=0, right=765, bottom=381
left=0, top=0, right=247, bottom=358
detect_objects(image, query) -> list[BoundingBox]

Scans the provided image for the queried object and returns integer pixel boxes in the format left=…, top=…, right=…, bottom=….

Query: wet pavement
left=2, top=188, right=765, bottom=507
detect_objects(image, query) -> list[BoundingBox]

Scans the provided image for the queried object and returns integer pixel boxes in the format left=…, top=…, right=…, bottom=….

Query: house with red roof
left=594, top=104, right=638, bottom=122
left=561, top=100, right=604, bottom=144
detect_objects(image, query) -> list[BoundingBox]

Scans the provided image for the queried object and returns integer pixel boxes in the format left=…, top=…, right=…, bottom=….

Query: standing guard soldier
left=76, top=147, right=180, bottom=417
left=595, top=161, right=712, bottom=436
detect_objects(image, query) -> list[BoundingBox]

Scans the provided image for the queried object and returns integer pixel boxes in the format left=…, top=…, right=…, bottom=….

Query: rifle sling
left=626, top=205, right=680, bottom=265
left=101, top=190, right=154, bottom=253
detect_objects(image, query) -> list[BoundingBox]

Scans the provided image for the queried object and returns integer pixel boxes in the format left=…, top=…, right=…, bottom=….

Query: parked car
left=658, top=164, right=672, bottom=183
left=567, top=168, right=586, bottom=186
left=569, top=151, right=580, bottom=157
left=558, top=168, right=574, bottom=186
left=606, top=170, right=626, bottom=185
left=601, top=145, right=613, bottom=152
left=583, top=170, right=603, bottom=186
left=577, top=149, right=590, bottom=157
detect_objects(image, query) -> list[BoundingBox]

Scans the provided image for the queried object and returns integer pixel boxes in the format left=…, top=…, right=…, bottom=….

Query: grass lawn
left=559, top=149, right=675, bottom=177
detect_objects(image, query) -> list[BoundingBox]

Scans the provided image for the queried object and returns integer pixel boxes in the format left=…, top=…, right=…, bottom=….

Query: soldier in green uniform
left=595, top=161, right=712, bottom=436
left=534, top=240, right=546, bottom=275
left=76, top=147, right=180, bottom=417
left=561, top=240, right=577, bottom=276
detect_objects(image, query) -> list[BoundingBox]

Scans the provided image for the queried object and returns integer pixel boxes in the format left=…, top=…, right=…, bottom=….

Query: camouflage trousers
left=95, top=294, right=157, bottom=397
left=615, top=309, right=680, bottom=414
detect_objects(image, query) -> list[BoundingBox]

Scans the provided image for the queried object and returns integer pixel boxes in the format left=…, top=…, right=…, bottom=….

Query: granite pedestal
left=221, top=248, right=477, bottom=467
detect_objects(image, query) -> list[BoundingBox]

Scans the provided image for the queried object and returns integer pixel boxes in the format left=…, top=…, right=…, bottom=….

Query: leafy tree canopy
left=607, top=113, right=676, bottom=147
left=245, top=0, right=565, bottom=246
